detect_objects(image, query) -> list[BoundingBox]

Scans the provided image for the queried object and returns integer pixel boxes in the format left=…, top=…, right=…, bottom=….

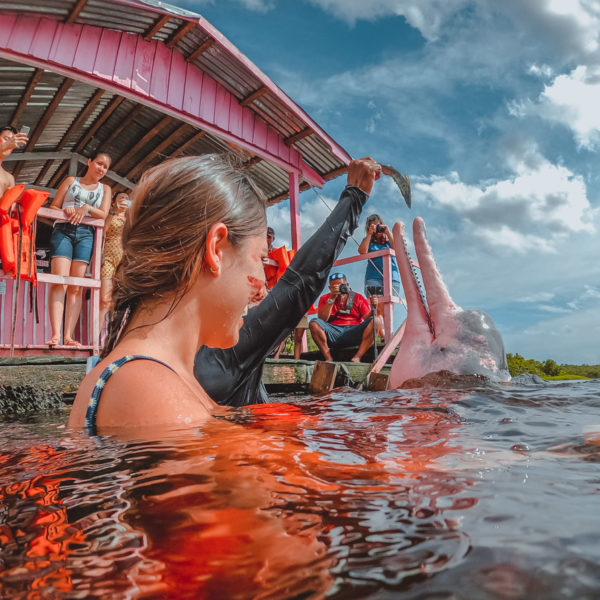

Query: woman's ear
left=204, top=222, right=228, bottom=275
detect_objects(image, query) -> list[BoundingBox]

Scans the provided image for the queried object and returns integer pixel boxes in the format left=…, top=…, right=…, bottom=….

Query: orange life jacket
left=0, top=184, right=25, bottom=274
left=0, top=185, right=49, bottom=283
left=264, top=245, right=296, bottom=290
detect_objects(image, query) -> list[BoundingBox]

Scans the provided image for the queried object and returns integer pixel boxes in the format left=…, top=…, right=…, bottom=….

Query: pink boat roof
left=0, top=0, right=352, bottom=202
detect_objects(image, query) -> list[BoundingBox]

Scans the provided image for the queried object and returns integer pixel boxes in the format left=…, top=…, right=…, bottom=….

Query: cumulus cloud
left=505, top=305, right=600, bottom=363
left=306, top=0, right=470, bottom=40
left=534, top=66, right=600, bottom=148
left=416, top=151, right=594, bottom=253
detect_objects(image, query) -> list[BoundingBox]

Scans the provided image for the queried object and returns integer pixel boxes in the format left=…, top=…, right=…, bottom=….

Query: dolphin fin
left=381, top=165, right=411, bottom=208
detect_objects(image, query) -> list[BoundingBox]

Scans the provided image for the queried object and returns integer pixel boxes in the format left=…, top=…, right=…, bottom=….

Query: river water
left=0, top=379, right=599, bottom=599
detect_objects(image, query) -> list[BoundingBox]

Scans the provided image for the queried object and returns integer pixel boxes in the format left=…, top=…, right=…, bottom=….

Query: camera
left=338, top=283, right=349, bottom=294
left=375, top=224, right=385, bottom=233
left=366, top=285, right=383, bottom=297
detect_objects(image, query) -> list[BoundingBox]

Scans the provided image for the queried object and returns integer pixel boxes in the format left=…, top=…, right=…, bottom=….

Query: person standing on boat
left=357, top=213, right=401, bottom=339
left=194, top=157, right=383, bottom=405
left=309, top=273, right=378, bottom=363
left=99, top=191, right=131, bottom=328
left=0, top=126, right=29, bottom=196
left=46, top=151, right=112, bottom=347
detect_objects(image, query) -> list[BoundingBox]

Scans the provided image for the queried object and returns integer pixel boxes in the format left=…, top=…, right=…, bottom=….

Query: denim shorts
left=310, top=317, right=372, bottom=347
left=50, top=222, right=95, bottom=263
left=364, top=279, right=402, bottom=297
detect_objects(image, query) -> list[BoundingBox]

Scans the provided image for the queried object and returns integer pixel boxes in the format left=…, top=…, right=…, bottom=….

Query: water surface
left=1, top=379, right=599, bottom=599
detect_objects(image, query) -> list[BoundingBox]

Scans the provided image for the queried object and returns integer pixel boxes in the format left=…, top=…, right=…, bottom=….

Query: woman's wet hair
left=102, top=154, right=267, bottom=356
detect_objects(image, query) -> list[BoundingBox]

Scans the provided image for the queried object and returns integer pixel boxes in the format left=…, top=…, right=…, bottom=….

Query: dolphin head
left=389, top=217, right=511, bottom=388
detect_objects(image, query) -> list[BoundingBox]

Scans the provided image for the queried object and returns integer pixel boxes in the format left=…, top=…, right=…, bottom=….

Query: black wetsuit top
left=193, top=185, right=368, bottom=407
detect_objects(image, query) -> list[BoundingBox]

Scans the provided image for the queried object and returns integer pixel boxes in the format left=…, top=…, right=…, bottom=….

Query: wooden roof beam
left=169, top=129, right=207, bottom=156
left=240, top=86, right=268, bottom=107
left=241, top=156, right=262, bottom=169
left=166, top=21, right=195, bottom=48
left=65, top=0, right=88, bottom=24
left=10, top=68, right=43, bottom=128
left=268, top=181, right=311, bottom=205
left=125, top=123, right=192, bottom=179
left=12, top=78, right=73, bottom=181
left=111, top=115, right=172, bottom=172
left=284, top=127, right=313, bottom=147
left=35, top=88, right=105, bottom=185
left=187, top=37, right=215, bottom=63
left=47, top=94, right=125, bottom=188
left=144, top=14, right=171, bottom=41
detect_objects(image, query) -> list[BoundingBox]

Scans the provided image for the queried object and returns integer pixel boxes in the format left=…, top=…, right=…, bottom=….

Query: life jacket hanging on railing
left=264, top=245, right=296, bottom=290
left=14, top=188, right=50, bottom=285
left=0, top=184, right=25, bottom=274
left=0, top=185, right=49, bottom=284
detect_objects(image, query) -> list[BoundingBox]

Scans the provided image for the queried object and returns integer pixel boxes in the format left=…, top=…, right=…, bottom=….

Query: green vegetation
left=506, top=353, right=599, bottom=380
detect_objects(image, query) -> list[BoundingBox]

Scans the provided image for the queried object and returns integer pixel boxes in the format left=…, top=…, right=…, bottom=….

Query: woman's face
left=115, top=193, right=130, bottom=212
left=200, top=232, right=268, bottom=349
left=88, top=154, right=111, bottom=181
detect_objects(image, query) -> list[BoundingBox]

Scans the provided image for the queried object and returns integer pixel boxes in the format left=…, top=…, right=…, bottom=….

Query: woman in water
left=68, top=155, right=268, bottom=432
left=99, top=191, right=131, bottom=328
left=46, top=151, right=112, bottom=346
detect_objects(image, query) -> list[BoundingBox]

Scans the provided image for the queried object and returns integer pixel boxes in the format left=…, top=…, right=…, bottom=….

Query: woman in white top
left=46, top=151, right=112, bottom=346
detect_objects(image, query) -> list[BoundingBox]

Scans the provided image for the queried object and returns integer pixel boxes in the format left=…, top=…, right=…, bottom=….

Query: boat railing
left=0, top=206, right=104, bottom=357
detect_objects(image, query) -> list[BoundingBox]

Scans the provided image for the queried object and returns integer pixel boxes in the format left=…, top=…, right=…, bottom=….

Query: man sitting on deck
left=309, top=273, right=378, bottom=363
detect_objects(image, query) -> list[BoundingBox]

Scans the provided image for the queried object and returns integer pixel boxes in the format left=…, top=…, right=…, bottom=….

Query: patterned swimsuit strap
left=85, top=355, right=175, bottom=435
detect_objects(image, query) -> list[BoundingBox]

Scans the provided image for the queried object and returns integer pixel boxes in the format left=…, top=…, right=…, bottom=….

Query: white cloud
left=512, top=65, right=600, bottom=148
left=416, top=153, right=594, bottom=253
left=505, top=305, right=600, bottom=364
left=306, top=0, right=470, bottom=40
left=517, top=292, right=555, bottom=303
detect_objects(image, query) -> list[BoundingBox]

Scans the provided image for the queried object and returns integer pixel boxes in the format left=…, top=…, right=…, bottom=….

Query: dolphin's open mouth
left=394, top=220, right=435, bottom=337
left=393, top=217, right=460, bottom=341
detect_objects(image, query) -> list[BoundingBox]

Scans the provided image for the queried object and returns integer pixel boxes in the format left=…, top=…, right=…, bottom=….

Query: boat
left=0, top=0, right=401, bottom=361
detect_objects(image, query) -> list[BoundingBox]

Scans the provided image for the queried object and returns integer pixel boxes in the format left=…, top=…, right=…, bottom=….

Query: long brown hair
left=102, top=154, right=267, bottom=356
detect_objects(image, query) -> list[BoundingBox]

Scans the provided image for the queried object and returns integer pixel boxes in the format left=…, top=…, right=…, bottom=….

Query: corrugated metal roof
left=0, top=0, right=351, bottom=202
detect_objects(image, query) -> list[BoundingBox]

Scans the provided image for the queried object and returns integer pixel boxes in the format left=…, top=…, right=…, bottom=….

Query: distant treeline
left=507, top=353, right=600, bottom=379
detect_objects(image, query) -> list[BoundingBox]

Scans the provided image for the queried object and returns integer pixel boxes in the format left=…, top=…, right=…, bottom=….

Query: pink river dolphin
left=389, top=217, right=511, bottom=388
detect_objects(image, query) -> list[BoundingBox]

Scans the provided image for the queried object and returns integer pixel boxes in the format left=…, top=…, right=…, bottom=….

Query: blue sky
left=184, top=0, right=600, bottom=365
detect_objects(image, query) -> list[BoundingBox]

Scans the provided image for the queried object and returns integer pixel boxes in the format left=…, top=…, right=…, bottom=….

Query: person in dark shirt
left=193, top=157, right=382, bottom=406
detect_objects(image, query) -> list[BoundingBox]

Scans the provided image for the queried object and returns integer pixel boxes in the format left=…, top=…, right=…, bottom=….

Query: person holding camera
left=358, top=214, right=401, bottom=340
left=358, top=214, right=401, bottom=299
left=309, top=272, right=379, bottom=363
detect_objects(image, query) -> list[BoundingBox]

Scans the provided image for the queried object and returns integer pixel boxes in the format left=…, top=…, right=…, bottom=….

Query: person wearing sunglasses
left=194, top=157, right=383, bottom=406
left=308, top=272, right=378, bottom=363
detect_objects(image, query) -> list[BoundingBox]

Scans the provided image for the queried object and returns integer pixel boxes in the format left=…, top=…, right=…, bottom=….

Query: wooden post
left=289, top=170, right=301, bottom=251
left=309, top=360, right=338, bottom=394
left=69, top=155, right=78, bottom=176
left=90, top=225, right=103, bottom=354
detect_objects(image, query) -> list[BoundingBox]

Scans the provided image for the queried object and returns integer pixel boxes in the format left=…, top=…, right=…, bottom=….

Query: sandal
left=45, top=337, right=60, bottom=346
left=64, top=339, right=81, bottom=347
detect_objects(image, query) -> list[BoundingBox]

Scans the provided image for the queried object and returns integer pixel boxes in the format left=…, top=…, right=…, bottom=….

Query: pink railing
left=0, top=206, right=104, bottom=357
left=333, top=248, right=405, bottom=340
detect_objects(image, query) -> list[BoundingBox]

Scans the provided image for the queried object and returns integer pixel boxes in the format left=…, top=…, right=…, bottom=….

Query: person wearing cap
left=309, top=273, right=379, bottom=363
left=193, top=157, right=384, bottom=406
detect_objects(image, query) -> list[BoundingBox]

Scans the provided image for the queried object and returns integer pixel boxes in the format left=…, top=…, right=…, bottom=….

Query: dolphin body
left=389, top=217, right=511, bottom=388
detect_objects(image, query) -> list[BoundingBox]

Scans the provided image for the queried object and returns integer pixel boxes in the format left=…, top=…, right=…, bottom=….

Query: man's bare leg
left=351, top=320, right=376, bottom=363
left=309, top=321, right=333, bottom=361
